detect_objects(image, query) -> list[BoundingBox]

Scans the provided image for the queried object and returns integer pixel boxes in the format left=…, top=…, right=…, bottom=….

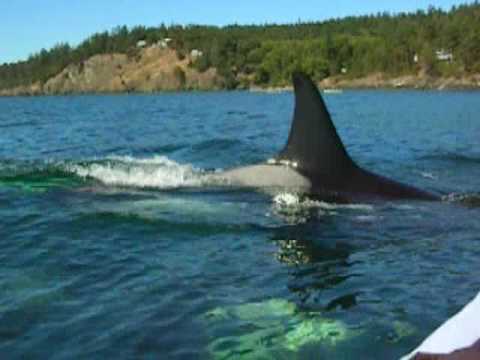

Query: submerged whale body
left=218, top=72, right=439, bottom=202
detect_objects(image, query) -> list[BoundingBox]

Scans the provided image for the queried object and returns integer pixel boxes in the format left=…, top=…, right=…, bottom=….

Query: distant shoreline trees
left=1, top=3, right=479, bottom=90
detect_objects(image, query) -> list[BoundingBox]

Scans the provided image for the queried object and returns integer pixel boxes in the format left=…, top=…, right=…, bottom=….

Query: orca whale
left=218, top=72, right=439, bottom=202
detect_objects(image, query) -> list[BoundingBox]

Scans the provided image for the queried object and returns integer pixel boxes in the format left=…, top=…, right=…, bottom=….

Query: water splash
left=271, top=192, right=375, bottom=224
left=273, top=192, right=302, bottom=206
left=67, top=155, right=207, bottom=189
left=273, top=193, right=374, bottom=212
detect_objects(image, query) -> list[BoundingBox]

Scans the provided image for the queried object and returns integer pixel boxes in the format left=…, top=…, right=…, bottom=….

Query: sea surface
left=1, top=89, right=480, bottom=359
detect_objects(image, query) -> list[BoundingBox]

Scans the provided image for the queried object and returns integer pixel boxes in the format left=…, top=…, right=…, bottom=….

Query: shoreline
left=250, top=73, right=480, bottom=93
left=2, top=72, right=480, bottom=97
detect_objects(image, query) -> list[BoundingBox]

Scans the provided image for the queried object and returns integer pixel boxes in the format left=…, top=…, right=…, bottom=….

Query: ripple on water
left=1, top=91, right=480, bottom=359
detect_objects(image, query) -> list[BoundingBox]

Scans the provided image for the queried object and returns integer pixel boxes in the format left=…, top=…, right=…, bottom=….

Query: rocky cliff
left=0, top=47, right=220, bottom=96
left=1, top=46, right=480, bottom=96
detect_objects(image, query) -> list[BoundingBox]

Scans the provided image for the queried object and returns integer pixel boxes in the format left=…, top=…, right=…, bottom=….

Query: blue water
left=1, top=90, right=480, bottom=359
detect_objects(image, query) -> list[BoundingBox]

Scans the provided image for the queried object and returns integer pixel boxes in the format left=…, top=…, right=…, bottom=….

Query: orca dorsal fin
left=277, top=72, right=355, bottom=177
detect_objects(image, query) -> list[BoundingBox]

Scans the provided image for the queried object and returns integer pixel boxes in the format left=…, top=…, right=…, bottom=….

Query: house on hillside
left=413, top=50, right=453, bottom=64
left=190, top=49, right=203, bottom=59
left=435, top=49, right=453, bottom=62
left=136, top=40, right=147, bottom=48
left=156, top=38, right=172, bottom=49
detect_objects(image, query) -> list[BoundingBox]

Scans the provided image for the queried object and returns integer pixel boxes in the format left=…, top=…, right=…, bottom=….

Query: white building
left=157, top=38, right=172, bottom=49
left=436, top=49, right=453, bottom=62
left=136, top=40, right=147, bottom=48
left=190, top=49, right=203, bottom=59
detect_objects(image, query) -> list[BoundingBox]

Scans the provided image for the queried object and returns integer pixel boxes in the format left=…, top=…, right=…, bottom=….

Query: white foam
left=105, top=155, right=180, bottom=166
left=420, top=171, right=437, bottom=180
left=273, top=192, right=374, bottom=211
left=67, top=155, right=205, bottom=189
left=271, top=193, right=375, bottom=226
left=273, top=193, right=301, bottom=206
left=315, top=201, right=374, bottom=211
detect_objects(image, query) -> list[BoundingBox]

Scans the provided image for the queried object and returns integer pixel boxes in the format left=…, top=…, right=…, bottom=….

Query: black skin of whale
left=273, top=72, right=440, bottom=202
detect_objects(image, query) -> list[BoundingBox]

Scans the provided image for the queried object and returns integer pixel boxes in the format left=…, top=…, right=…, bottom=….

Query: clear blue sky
left=0, top=0, right=474, bottom=64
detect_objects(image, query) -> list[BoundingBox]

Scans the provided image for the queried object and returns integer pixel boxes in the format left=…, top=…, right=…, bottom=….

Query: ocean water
left=1, top=90, right=480, bottom=359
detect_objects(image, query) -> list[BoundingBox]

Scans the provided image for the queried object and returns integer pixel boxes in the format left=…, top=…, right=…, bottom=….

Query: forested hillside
left=1, top=3, right=479, bottom=91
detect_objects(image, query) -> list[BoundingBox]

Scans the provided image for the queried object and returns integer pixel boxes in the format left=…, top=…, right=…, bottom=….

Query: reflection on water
left=271, top=223, right=355, bottom=308
left=275, top=239, right=315, bottom=265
